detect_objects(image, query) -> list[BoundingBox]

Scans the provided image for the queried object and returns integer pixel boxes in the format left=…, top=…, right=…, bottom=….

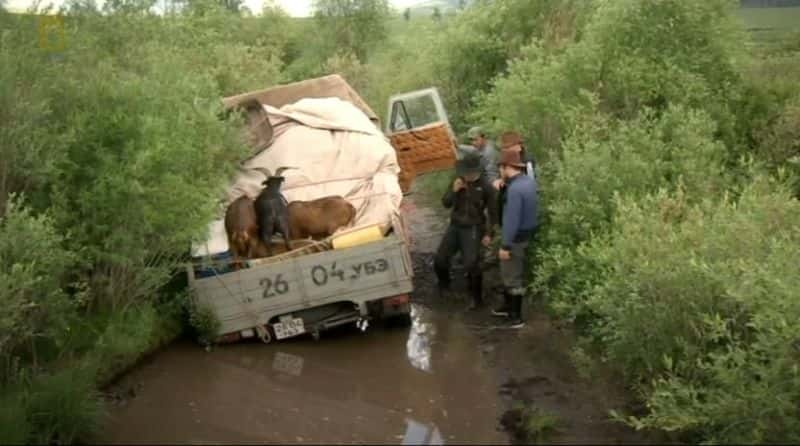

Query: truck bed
left=188, top=231, right=414, bottom=339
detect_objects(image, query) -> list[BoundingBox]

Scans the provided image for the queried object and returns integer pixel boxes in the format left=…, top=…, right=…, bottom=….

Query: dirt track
left=94, top=187, right=653, bottom=445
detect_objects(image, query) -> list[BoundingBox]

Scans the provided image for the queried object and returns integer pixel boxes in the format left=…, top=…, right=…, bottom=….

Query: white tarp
left=191, top=97, right=402, bottom=257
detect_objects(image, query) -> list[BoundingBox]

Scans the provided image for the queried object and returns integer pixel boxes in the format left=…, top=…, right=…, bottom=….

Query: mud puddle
left=95, top=186, right=654, bottom=445
left=95, top=303, right=507, bottom=445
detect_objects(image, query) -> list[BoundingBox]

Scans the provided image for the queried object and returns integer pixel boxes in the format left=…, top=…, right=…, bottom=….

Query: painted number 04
left=260, top=274, right=289, bottom=299
left=311, top=259, right=389, bottom=287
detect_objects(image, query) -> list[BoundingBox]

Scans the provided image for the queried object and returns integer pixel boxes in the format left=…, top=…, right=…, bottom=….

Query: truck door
left=386, top=88, right=456, bottom=193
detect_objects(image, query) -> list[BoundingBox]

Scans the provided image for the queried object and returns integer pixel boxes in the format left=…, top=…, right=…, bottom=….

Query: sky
left=5, top=0, right=423, bottom=15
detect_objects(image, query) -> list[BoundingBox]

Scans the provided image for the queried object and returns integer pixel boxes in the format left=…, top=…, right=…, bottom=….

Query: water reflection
left=406, top=304, right=435, bottom=373
left=402, top=418, right=444, bottom=445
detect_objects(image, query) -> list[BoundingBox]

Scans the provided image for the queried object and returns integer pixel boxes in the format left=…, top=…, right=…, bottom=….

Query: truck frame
left=188, top=75, right=455, bottom=344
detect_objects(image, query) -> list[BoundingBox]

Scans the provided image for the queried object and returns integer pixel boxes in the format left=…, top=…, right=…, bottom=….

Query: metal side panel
left=190, top=235, right=414, bottom=336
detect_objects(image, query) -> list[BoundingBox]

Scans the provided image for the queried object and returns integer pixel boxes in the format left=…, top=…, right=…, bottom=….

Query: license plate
left=272, top=317, right=305, bottom=340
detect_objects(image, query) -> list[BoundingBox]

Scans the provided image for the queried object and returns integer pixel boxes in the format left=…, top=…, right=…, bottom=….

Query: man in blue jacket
left=493, top=149, right=538, bottom=328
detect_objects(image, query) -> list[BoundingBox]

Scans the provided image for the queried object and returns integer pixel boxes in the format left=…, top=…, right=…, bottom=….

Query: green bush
left=362, top=19, right=437, bottom=115
left=88, top=303, right=178, bottom=384
left=312, top=0, right=391, bottom=62
left=754, top=95, right=800, bottom=194
left=472, top=0, right=746, bottom=158
left=0, top=11, right=262, bottom=443
left=0, top=389, right=31, bottom=445
left=534, top=106, right=730, bottom=321
left=431, top=0, right=596, bottom=131
left=591, top=177, right=800, bottom=443
left=0, top=19, right=57, bottom=213
left=30, top=17, right=252, bottom=310
left=24, top=367, right=104, bottom=444
left=188, top=301, right=222, bottom=347
left=0, top=195, right=80, bottom=368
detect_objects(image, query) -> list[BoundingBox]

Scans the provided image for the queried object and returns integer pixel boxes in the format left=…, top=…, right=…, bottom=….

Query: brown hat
left=497, top=149, right=526, bottom=169
left=499, top=131, right=524, bottom=150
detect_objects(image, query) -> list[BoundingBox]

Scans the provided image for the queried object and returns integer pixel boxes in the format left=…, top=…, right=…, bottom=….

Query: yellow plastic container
left=332, top=225, right=384, bottom=250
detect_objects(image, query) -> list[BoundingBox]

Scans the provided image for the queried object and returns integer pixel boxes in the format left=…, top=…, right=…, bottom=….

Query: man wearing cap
left=466, top=126, right=499, bottom=184
left=435, top=152, right=498, bottom=310
left=493, top=149, right=538, bottom=328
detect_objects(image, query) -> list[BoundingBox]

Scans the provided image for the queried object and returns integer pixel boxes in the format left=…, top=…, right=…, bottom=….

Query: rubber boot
left=492, top=291, right=512, bottom=317
left=466, top=273, right=484, bottom=311
left=508, top=294, right=525, bottom=329
left=435, top=262, right=451, bottom=299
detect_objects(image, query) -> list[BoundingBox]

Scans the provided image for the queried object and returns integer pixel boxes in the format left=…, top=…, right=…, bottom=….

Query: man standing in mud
left=466, top=126, right=499, bottom=184
left=434, top=152, right=498, bottom=311
left=493, top=149, right=538, bottom=329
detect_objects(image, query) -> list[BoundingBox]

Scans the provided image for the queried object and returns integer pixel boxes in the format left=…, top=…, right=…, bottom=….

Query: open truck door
left=386, top=88, right=457, bottom=193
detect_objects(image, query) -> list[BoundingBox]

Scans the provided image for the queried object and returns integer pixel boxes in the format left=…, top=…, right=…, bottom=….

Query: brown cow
left=287, top=196, right=357, bottom=241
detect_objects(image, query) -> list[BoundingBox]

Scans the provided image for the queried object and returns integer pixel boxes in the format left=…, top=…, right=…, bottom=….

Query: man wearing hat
left=465, top=126, right=499, bottom=184
left=493, top=149, right=538, bottom=328
left=434, top=152, right=498, bottom=310
left=493, top=131, right=535, bottom=190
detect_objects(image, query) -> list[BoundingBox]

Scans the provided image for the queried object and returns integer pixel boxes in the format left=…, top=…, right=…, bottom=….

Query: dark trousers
left=500, top=240, right=529, bottom=295
left=498, top=239, right=531, bottom=320
left=434, top=224, right=483, bottom=303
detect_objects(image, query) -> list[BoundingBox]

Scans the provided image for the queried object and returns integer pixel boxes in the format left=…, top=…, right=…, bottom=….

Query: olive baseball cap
left=466, top=126, right=484, bottom=139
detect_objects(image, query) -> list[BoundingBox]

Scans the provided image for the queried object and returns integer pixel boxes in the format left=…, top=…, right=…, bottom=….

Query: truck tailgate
left=189, top=233, right=413, bottom=337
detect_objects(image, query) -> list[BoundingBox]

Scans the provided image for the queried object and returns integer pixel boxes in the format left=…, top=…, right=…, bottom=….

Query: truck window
left=389, top=100, right=412, bottom=132
left=387, top=88, right=448, bottom=134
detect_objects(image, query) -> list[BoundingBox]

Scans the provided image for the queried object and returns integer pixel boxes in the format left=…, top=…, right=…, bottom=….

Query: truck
left=188, top=75, right=456, bottom=344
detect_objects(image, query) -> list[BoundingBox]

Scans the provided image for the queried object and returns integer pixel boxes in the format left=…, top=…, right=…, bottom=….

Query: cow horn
left=275, top=166, right=298, bottom=177
left=253, top=167, right=272, bottom=178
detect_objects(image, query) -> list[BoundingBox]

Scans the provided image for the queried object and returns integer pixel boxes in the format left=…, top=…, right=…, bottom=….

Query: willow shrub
left=429, top=0, right=595, bottom=132
left=534, top=105, right=730, bottom=322
left=31, top=16, right=255, bottom=310
left=588, top=177, right=800, bottom=443
left=0, top=196, right=80, bottom=370
left=472, top=0, right=746, bottom=158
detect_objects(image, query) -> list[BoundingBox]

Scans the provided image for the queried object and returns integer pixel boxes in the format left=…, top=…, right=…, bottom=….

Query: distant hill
left=741, top=0, right=800, bottom=6
left=405, top=0, right=471, bottom=16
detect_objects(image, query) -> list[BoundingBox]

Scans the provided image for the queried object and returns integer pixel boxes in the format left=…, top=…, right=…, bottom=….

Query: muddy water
left=95, top=192, right=509, bottom=445
left=96, top=186, right=652, bottom=445
left=96, top=304, right=507, bottom=445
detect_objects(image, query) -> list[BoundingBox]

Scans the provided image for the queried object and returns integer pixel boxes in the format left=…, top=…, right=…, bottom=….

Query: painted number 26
left=260, top=274, right=289, bottom=299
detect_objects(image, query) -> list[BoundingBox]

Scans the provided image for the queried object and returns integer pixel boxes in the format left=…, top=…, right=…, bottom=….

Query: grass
left=0, top=366, right=104, bottom=445
left=24, top=367, right=105, bottom=444
left=523, top=408, right=560, bottom=443
left=0, top=302, right=183, bottom=445
left=506, top=402, right=561, bottom=444
left=413, top=169, right=455, bottom=201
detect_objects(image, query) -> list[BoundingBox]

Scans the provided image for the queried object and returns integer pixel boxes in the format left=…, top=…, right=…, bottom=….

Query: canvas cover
left=191, top=96, right=402, bottom=258
left=223, top=74, right=379, bottom=125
